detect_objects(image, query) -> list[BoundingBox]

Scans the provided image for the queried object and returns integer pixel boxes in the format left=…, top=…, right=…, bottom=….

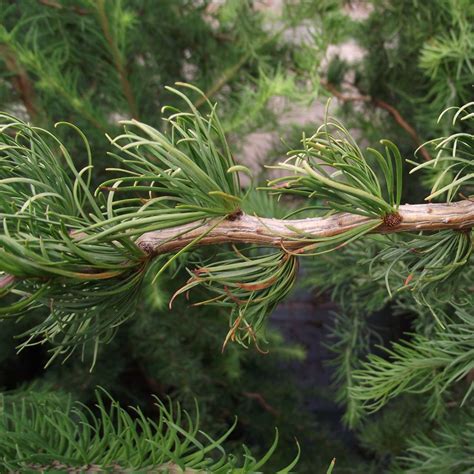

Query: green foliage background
left=0, top=0, right=473, bottom=472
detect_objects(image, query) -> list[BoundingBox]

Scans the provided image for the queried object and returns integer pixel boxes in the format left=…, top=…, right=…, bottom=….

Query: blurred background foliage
left=0, top=0, right=473, bottom=472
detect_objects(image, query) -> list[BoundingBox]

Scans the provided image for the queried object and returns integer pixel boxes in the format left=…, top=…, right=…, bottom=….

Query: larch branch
left=136, top=200, right=474, bottom=255
left=2, top=201, right=472, bottom=288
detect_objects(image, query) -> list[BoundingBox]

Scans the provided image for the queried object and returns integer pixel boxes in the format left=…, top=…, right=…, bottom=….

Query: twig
left=135, top=200, right=474, bottom=255
left=96, top=0, right=139, bottom=119
left=2, top=201, right=472, bottom=285
left=321, top=80, right=432, bottom=162
left=194, top=54, right=251, bottom=108
left=194, top=22, right=286, bottom=108
left=0, top=45, right=44, bottom=123
left=374, top=98, right=432, bottom=162
left=38, top=0, right=89, bottom=15
left=0, top=274, right=16, bottom=288
left=242, top=391, right=280, bottom=416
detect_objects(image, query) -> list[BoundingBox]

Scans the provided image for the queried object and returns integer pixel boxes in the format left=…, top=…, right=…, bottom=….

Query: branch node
left=383, top=212, right=403, bottom=228
left=226, top=209, right=243, bottom=221
left=138, top=241, right=156, bottom=256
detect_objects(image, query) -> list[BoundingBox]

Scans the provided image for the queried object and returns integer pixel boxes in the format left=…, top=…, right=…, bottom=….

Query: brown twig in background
left=374, top=98, right=432, bottom=162
left=194, top=54, right=251, bottom=108
left=321, top=80, right=371, bottom=103
left=95, top=0, right=139, bottom=119
left=0, top=45, right=43, bottom=123
left=193, top=18, right=286, bottom=108
left=38, top=0, right=89, bottom=16
left=321, top=80, right=432, bottom=162
left=242, top=391, right=280, bottom=416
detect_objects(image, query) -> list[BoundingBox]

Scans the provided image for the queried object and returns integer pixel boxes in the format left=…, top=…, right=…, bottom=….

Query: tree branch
left=321, top=80, right=432, bottom=162
left=242, top=391, right=280, bottom=416
left=136, top=200, right=474, bottom=255
left=96, top=0, right=139, bottom=119
left=0, top=45, right=43, bottom=123
left=38, top=0, right=89, bottom=15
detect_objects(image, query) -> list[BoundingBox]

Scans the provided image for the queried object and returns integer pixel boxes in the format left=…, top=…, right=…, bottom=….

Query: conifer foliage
left=0, top=0, right=473, bottom=472
left=0, top=387, right=299, bottom=473
left=1, top=83, right=473, bottom=472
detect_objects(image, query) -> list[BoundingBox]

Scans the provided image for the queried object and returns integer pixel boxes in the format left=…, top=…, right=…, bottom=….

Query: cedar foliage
left=0, top=1, right=473, bottom=472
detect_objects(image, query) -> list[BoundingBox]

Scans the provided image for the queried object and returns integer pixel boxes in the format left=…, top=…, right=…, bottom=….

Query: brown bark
left=96, top=0, right=139, bottom=119
left=0, top=45, right=42, bottom=123
left=136, top=200, right=474, bottom=255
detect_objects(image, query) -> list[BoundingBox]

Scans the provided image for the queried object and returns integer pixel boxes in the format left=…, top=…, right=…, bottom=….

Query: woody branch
left=136, top=200, right=474, bottom=255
